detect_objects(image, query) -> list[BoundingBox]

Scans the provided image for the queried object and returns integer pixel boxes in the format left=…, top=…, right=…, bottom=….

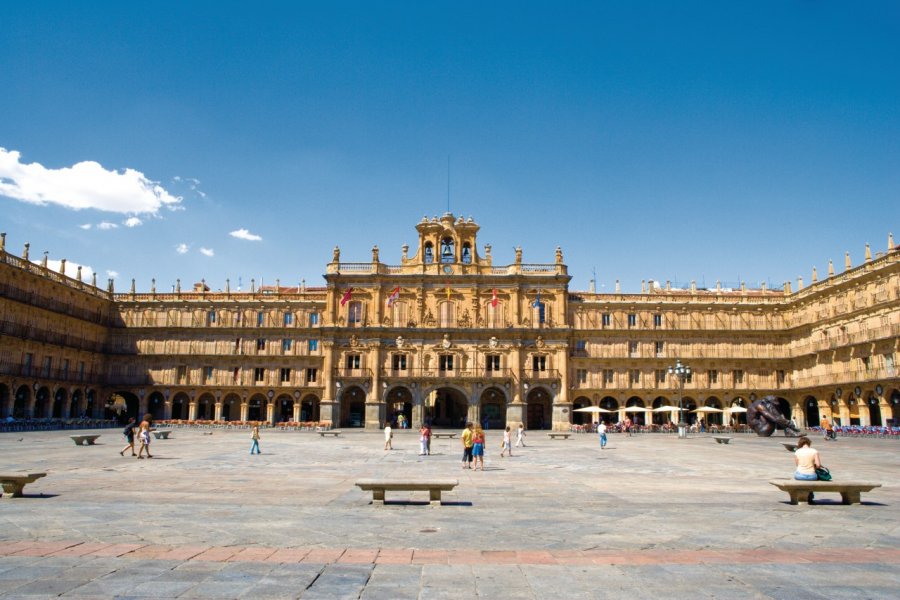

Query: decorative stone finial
left=76, top=265, right=82, bottom=281
left=844, top=252, right=851, bottom=271
left=175, top=279, right=181, bottom=293
left=130, top=278, right=136, bottom=294
left=23, top=243, right=29, bottom=261
left=865, top=243, right=872, bottom=261
left=301, top=278, right=306, bottom=293
left=889, top=232, right=895, bottom=251
left=828, top=259, right=834, bottom=277
left=0, top=232, right=5, bottom=251
left=811, top=267, right=818, bottom=282
left=250, top=278, right=255, bottom=293
left=225, top=278, right=230, bottom=294
left=372, top=245, right=379, bottom=263
left=401, top=244, right=409, bottom=260
left=151, top=278, right=156, bottom=294
left=784, top=281, right=792, bottom=294
left=41, top=251, right=48, bottom=268
left=666, top=280, right=671, bottom=291
left=716, top=280, right=721, bottom=292
left=641, top=280, right=646, bottom=294
left=107, top=278, right=114, bottom=293
left=484, top=244, right=491, bottom=257
left=91, top=272, right=97, bottom=287
left=690, top=280, right=697, bottom=293
left=332, top=246, right=340, bottom=263
left=59, top=259, right=66, bottom=275
left=797, top=276, right=803, bottom=290
left=740, top=281, right=746, bottom=292
left=615, top=279, right=621, bottom=293
left=760, top=281, right=767, bottom=291
left=555, top=246, right=562, bottom=264
left=514, top=246, right=522, bottom=264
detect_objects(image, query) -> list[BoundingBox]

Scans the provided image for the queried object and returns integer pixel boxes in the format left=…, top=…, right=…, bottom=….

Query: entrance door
left=527, top=403, right=545, bottom=430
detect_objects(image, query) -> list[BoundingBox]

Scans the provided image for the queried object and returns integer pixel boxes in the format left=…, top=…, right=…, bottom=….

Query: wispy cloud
left=0, top=147, right=182, bottom=214
left=79, top=224, right=92, bottom=230
left=173, top=175, right=207, bottom=199
left=96, top=221, right=118, bottom=230
left=123, top=217, right=142, bottom=227
left=106, top=270, right=119, bottom=278
left=175, top=243, right=189, bottom=254
left=230, top=228, right=262, bottom=241
left=199, top=247, right=214, bottom=257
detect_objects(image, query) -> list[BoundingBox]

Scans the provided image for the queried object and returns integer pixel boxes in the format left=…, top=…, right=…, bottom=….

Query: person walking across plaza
left=820, top=416, right=836, bottom=441
left=419, top=423, right=431, bottom=455
left=119, top=417, right=137, bottom=457
left=500, top=425, right=513, bottom=457
left=384, top=422, right=393, bottom=450
left=136, top=414, right=153, bottom=459
left=250, top=425, right=261, bottom=454
left=461, top=422, right=474, bottom=468
left=472, top=425, right=486, bottom=471
left=515, top=422, right=526, bottom=447
left=597, top=421, right=608, bottom=449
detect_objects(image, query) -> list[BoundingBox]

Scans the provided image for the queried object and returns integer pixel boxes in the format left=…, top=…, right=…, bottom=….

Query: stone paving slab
left=1, top=428, right=898, bottom=598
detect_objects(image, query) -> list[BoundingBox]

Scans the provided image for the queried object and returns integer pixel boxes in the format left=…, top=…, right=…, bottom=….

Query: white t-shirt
left=384, top=426, right=392, bottom=440
left=598, top=423, right=607, bottom=434
left=795, top=446, right=818, bottom=475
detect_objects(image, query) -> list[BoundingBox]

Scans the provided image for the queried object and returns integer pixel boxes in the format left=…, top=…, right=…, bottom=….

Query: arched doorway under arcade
left=146, top=391, right=165, bottom=421
left=865, top=394, right=882, bottom=426
left=247, top=394, right=267, bottom=422
left=525, top=386, right=552, bottom=430
left=572, top=396, right=592, bottom=426
left=599, top=396, right=618, bottom=424
left=804, top=396, right=820, bottom=429
left=624, top=396, right=646, bottom=426
left=196, top=393, right=215, bottom=420
left=386, top=386, right=413, bottom=428
left=703, top=397, right=724, bottom=426
left=300, top=394, right=320, bottom=423
left=52, top=388, right=68, bottom=418
left=890, top=389, right=900, bottom=427
left=171, top=392, right=190, bottom=420
left=651, top=396, right=670, bottom=426
left=680, top=397, right=698, bottom=425
left=13, top=385, right=30, bottom=419
left=69, top=389, right=83, bottom=419
left=275, top=394, right=294, bottom=423
left=0, top=383, right=10, bottom=419
left=479, top=386, right=508, bottom=429
left=222, top=393, right=241, bottom=421
left=33, top=386, right=51, bottom=418
left=339, top=385, right=366, bottom=428
left=428, top=387, right=469, bottom=429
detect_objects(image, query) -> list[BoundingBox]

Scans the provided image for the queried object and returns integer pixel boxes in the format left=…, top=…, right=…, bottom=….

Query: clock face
left=443, top=265, right=453, bottom=274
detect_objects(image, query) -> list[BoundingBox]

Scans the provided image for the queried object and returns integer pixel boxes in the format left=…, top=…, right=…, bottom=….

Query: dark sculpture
left=747, top=396, right=800, bottom=437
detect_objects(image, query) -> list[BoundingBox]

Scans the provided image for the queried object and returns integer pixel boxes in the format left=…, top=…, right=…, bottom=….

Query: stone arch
left=624, top=396, right=646, bottom=426
left=889, top=388, right=900, bottom=427
left=171, top=392, right=191, bottom=420
left=109, top=391, right=139, bottom=420
left=864, top=392, right=883, bottom=426
left=247, top=393, right=268, bottom=422
left=681, top=396, right=698, bottom=424
left=572, top=395, right=592, bottom=425
left=427, top=386, right=469, bottom=429
left=196, top=392, right=215, bottom=420
left=384, top=386, right=414, bottom=428
left=525, top=386, right=553, bottom=430
left=479, top=386, right=507, bottom=429
left=0, top=383, right=10, bottom=418
left=52, top=388, right=68, bottom=419
left=70, top=389, right=83, bottom=419
left=33, top=386, right=51, bottom=418
left=339, top=385, right=366, bottom=428
left=729, top=396, right=748, bottom=425
left=274, top=393, right=294, bottom=423
left=222, top=393, right=241, bottom=421
left=146, top=391, right=166, bottom=420
left=803, top=395, right=820, bottom=428
left=650, top=396, right=670, bottom=425
left=300, top=393, right=320, bottom=422
left=703, top=396, right=724, bottom=426
left=13, top=385, right=30, bottom=418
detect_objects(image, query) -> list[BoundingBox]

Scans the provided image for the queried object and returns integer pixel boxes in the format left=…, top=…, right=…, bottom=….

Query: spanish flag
left=386, top=286, right=400, bottom=307
left=491, top=288, right=499, bottom=307
left=340, top=288, right=353, bottom=306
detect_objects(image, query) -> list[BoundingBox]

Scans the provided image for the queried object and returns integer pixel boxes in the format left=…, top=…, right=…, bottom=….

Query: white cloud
left=0, top=147, right=182, bottom=214
left=230, top=228, right=262, bottom=241
left=175, top=243, right=189, bottom=254
left=123, top=217, right=142, bottom=227
left=79, top=224, right=92, bottom=230
left=96, top=221, right=118, bottom=230
left=199, top=247, right=214, bottom=257
left=106, top=270, right=119, bottom=278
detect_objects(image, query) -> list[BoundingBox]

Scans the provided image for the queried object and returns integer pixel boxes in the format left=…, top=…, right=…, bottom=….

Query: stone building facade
left=1, top=218, right=898, bottom=430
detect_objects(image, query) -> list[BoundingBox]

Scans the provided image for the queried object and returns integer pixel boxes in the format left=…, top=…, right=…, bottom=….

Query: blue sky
left=1, top=1, right=897, bottom=293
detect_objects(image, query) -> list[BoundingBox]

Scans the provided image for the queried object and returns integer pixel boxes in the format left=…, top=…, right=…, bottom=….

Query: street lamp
left=667, top=359, right=691, bottom=439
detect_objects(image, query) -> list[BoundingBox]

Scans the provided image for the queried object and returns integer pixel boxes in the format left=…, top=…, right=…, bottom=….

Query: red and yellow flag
left=340, top=288, right=353, bottom=306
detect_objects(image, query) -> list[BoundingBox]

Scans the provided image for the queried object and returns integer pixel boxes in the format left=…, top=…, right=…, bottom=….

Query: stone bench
left=547, top=433, right=571, bottom=440
left=69, top=435, right=100, bottom=446
left=782, top=442, right=798, bottom=452
left=0, top=473, right=47, bottom=498
left=769, top=480, right=882, bottom=505
left=318, top=430, right=341, bottom=437
left=151, top=430, right=172, bottom=440
left=713, top=436, right=733, bottom=444
left=432, top=433, right=457, bottom=439
left=355, top=479, right=458, bottom=506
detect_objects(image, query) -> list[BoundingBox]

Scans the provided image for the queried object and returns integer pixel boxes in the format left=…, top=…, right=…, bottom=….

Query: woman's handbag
left=815, top=466, right=832, bottom=481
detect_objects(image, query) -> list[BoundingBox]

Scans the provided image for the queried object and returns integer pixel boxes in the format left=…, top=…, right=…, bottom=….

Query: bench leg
left=87, top=439, right=96, bottom=445
left=1, top=483, right=25, bottom=498
left=841, top=491, right=861, bottom=505
left=788, top=491, right=800, bottom=505
left=429, top=489, right=442, bottom=506
left=372, top=489, right=385, bottom=505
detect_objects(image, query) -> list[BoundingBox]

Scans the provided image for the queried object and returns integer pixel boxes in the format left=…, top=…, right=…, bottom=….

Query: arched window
left=440, top=237, right=455, bottom=263
left=439, top=301, right=455, bottom=328
left=461, top=243, right=472, bottom=264
left=424, top=242, right=434, bottom=264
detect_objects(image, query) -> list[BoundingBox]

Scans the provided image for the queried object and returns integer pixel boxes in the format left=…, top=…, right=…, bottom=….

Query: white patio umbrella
left=725, top=406, right=748, bottom=413
left=573, top=406, right=613, bottom=413
left=624, top=406, right=650, bottom=412
left=652, top=405, right=682, bottom=412
left=692, top=406, right=724, bottom=413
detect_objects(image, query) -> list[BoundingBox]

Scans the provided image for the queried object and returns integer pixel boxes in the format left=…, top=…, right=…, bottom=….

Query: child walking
left=250, top=425, right=261, bottom=454
left=515, top=423, right=526, bottom=447
left=500, top=425, right=512, bottom=457
left=384, top=422, right=393, bottom=450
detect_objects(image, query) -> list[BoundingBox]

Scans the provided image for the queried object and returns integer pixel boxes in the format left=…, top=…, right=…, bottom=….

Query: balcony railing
left=379, top=368, right=513, bottom=380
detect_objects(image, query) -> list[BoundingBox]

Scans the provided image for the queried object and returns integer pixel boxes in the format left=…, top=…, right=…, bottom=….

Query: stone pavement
left=1, top=428, right=898, bottom=598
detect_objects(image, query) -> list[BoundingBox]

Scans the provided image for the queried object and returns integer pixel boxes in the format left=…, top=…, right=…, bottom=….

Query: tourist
left=500, top=425, right=512, bottom=457
left=820, top=416, right=836, bottom=441
left=598, top=421, right=607, bottom=449
left=515, top=422, right=526, bottom=447
left=119, top=417, right=137, bottom=457
left=250, top=425, right=261, bottom=454
left=624, top=416, right=633, bottom=437
left=699, top=418, right=706, bottom=433
left=472, top=425, right=486, bottom=471
left=384, top=421, right=393, bottom=450
left=461, top=422, right=474, bottom=468
left=419, top=423, right=431, bottom=455
left=793, top=436, right=822, bottom=504
left=136, top=413, right=153, bottom=459
left=397, top=414, right=406, bottom=429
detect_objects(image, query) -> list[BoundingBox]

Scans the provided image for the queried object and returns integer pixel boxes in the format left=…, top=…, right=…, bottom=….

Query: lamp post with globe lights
left=667, top=359, right=691, bottom=439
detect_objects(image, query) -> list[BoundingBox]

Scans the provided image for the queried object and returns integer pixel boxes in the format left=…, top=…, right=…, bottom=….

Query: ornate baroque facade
left=1, top=217, right=898, bottom=430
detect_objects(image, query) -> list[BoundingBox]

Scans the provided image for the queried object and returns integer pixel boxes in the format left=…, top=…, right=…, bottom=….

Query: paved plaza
left=1, top=427, right=898, bottom=599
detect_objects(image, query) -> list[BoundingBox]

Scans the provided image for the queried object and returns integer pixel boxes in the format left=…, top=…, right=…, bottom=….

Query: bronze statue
left=747, top=396, right=801, bottom=437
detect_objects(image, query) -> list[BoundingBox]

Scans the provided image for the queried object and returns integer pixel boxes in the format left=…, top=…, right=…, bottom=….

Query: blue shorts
left=472, top=443, right=484, bottom=457
left=794, top=471, right=817, bottom=481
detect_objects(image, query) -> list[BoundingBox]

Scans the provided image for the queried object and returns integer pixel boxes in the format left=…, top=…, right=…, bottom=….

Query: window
left=532, top=355, right=547, bottom=372
left=627, top=313, right=637, bottom=327
left=207, top=310, right=216, bottom=326
left=602, top=313, right=611, bottom=327
left=282, top=339, right=292, bottom=353
left=306, top=367, right=318, bottom=383
left=23, top=352, right=34, bottom=376
left=886, top=353, right=896, bottom=376
left=439, top=301, right=454, bottom=328
left=257, top=311, right=264, bottom=326
left=655, top=341, right=664, bottom=356
left=256, top=338, right=266, bottom=351
left=283, top=312, right=293, bottom=326
left=630, top=369, right=640, bottom=384
left=348, top=301, right=362, bottom=325
left=534, top=301, right=546, bottom=324
left=603, top=369, right=614, bottom=384
left=233, top=367, right=240, bottom=383
left=734, top=369, right=744, bottom=385
left=254, top=367, right=265, bottom=382
left=486, top=355, right=500, bottom=371
left=861, top=356, right=871, bottom=371
left=42, top=356, right=52, bottom=377
left=653, top=313, right=662, bottom=328
left=424, top=241, right=434, bottom=264
left=576, top=369, right=588, bottom=384
left=575, top=340, right=586, bottom=353
left=176, top=365, right=187, bottom=384
left=628, top=341, right=638, bottom=356
left=655, top=369, right=666, bottom=384
left=308, top=339, right=318, bottom=352
left=78, top=361, right=85, bottom=381
left=709, top=370, right=718, bottom=385
left=202, top=366, right=213, bottom=384
left=61, top=359, right=69, bottom=380
left=309, top=312, right=319, bottom=326
left=685, top=371, right=693, bottom=384
left=440, top=237, right=455, bottom=263
left=392, top=354, right=407, bottom=371
left=280, top=368, right=291, bottom=383
left=777, top=370, right=786, bottom=386
left=439, top=354, right=454, bottom=371
left=345, top=354, right=361, bottom=370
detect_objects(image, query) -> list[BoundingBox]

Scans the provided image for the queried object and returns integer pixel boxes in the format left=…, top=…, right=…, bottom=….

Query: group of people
left=119, top=414, right=154, bottom=459
left=458, top=422, right=526, bottom=469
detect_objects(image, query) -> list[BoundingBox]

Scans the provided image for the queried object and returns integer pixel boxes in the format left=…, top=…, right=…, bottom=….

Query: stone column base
left=366, top=402, right=386, bottom=430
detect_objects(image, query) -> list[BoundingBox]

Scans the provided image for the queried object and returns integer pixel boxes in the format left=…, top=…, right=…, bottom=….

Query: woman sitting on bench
left=793, top=437, right=821, bottom=479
